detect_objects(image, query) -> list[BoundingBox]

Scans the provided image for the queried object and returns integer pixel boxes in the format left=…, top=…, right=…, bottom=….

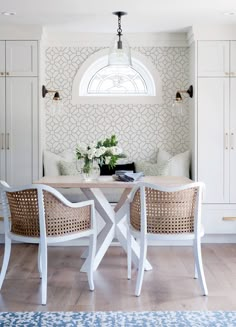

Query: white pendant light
left=108, top=11, right=132, bottom=66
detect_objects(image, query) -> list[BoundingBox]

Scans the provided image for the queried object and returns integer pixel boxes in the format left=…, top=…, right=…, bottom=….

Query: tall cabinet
left=0, top=40, right=39, bottom=186
left=196, top=40, right=236, bottom=234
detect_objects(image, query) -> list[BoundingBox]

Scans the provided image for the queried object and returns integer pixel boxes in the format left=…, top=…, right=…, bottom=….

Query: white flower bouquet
left=76, top=135, right=125, bottom=175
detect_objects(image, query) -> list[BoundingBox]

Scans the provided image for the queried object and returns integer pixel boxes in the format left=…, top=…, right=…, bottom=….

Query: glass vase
left=82, top=159, right=100, bottom=181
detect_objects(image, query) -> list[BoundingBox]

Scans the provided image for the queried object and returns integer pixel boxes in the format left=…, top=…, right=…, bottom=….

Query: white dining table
left=34, top=175, right=192, bottom=272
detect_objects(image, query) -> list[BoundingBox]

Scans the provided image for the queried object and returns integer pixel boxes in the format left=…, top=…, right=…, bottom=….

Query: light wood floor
left=0, top=244, right=236, bottom=311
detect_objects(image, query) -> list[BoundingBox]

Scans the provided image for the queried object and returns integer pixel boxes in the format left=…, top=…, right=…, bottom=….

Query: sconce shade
left=172, top=100, right=184, bottom=116
left=42, top=85, right=63, bottom=116
left=172, top=85, right=193, bottom=116
left=108, top=11, right=132, bottom=66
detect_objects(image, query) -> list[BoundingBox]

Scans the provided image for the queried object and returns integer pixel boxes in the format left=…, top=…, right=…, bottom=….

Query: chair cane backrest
left=1, top=183, right=91, bottom=238
left=6, top=189, right=40, bottom=237
left=43, top=190, right=91, bottom=236
left=130, top=183, right=200, bottom=234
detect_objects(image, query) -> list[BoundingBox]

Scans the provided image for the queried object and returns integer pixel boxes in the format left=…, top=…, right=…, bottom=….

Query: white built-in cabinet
left=197, top=41, right=236, bottom=204
left=0, top=40, right=39, bottom=186
left=198, top=41, right=230, bottom=77
left=197, top=40, right=236, bottom=234
left=198, top=77, right=229, bottom=203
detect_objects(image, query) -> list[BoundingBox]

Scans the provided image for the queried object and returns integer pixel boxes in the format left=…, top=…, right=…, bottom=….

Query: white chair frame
left=126, top=181, right=208, bottom=297
left=0, top=181, right=97, bottom=305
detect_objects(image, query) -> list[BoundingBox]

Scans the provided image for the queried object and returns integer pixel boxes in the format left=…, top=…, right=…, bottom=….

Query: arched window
left=72, top=49, right=162, bottom=104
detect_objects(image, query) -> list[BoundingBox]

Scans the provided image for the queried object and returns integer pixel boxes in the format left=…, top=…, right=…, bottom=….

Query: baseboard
left=201, top=234, right=236, bottom=244
left=0, top=234, right=236, bottom=245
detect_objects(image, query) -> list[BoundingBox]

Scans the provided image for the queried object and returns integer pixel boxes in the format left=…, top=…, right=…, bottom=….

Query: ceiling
left=1, top=0, right=236, bottom=33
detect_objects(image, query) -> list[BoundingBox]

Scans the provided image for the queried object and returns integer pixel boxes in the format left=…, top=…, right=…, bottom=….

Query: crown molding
left=42, top=30, right=188, bottom=47
left=188, top=24, right=236, bottom=42
left=0, top=25, right=43, bottom=40
left=187, top=27, right=195, bottom=46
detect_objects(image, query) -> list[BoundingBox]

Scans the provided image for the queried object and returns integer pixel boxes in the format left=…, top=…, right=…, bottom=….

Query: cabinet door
left=198, top=78, right=229, bottom=203
left=6, top=41, right=38, bottom=76
left=0, top=41, right=5, bottom=75
left=198, top=41, right=229, bottom=77
left=6, top=77, right=38, bottom=186
left=230, top=78, right=236, bottom=203
left=0, top=78, right=5, bottom=181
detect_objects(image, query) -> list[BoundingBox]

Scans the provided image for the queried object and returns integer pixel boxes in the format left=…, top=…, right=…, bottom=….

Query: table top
left=34, top=175, right=193, bottom=189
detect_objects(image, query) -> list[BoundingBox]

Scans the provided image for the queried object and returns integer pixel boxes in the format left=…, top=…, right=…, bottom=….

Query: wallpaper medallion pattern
left=45, top=46, right=189, bottom=162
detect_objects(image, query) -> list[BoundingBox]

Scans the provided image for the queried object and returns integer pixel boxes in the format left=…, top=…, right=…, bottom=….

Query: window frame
left=71, top=49, right=162, bottom=105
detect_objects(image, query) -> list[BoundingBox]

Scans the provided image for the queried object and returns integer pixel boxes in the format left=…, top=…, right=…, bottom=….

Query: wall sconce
left=42, top=85, right=61, bottom=100
left=172, top=85, right=193, bottom=116
left=42, top=85, right=63, bottom=116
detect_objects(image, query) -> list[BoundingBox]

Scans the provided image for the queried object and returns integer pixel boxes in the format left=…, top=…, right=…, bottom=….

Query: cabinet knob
left=225, top=72, right=230, bottom=76
left=0, top=72, right=4, bottom=76
left=6, top=72, right=9, bottom=76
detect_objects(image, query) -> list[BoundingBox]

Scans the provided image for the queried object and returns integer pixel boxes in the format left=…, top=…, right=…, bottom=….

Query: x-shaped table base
left=80, top=188, right=152, bottom=272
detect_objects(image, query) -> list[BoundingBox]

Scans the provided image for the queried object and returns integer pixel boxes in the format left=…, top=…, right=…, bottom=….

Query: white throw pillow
left=135, top=161, right=170, bottom=176
left=60, top=150, right=75, bottom=161
left=58, top=160, right=79, bottom=176
left=43, top=150, right=75, bottom=176
left=156, top=148, right=172, bottom=165
left=157, top=149, right=190, bottom=177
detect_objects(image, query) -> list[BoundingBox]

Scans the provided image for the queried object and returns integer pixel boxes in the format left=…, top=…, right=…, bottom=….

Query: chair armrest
left=39, top=184, right=94, bottom=209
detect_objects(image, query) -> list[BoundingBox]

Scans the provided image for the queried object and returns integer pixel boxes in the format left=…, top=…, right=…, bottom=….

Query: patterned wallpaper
left=45, top=46, right=189, bottom=162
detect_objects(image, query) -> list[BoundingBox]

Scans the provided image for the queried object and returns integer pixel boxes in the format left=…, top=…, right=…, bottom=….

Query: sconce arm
left=42, top=85, right=61, bottom=100
left=176, top=85, right=193, bottom=98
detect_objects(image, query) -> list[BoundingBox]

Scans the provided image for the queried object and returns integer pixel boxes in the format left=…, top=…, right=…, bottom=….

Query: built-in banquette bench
left=43, top=149, right=190, bottom=203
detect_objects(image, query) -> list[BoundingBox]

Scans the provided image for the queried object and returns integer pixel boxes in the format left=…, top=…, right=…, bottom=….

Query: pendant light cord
left=117, top=15, right=123, bottom=49
left=117, top=14, right=122, bottom=42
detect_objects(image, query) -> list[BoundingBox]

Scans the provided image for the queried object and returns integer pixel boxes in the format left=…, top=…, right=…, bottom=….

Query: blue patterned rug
left=0, top=311, right=235, bottom=327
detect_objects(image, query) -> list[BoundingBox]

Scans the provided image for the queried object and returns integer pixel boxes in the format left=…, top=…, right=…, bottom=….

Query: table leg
left=80, top=248, right=88, bottom=259
left=80, top=188, right=115, bottom=272
left=80, top=222, right=115, bottom=272
left=80, top=209, right=106, bottom=259
left=114, top=188, right=131, bottom=213
left=115, top=199, right=152, bottom=271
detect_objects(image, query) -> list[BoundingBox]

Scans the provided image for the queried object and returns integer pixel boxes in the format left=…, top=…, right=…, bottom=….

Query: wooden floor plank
left=0, top=244, right=236, bottom=311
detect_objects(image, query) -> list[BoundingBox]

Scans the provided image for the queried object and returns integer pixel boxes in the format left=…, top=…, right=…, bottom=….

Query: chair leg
left=127, top=227, right=132, bottom=280
left=194, top=263, right=198, bottom=279
left=193, top=238, right=208, bottom=296
left=38, top=244, right=42, bottom=279
left=135, top=237, right=147, bottom=297
left=87, top=232, right=96, bottom=291
left=0, top=236, right=11, bottom=290
left=40, top=242, right=48, bottom=305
